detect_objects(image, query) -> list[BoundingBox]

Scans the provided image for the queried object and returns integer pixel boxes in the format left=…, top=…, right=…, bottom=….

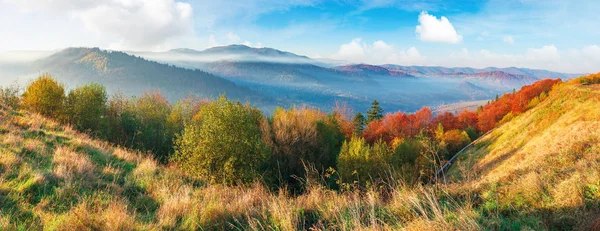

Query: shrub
left=174, top=96, right=271, bottom=185
left=64, top=83, right=108, bottom=136
left=166, top=96, right=206, bottom=140
left=133, top=91, right=173, bottom=162
left=21, top=73, right=66, bottom=119
left=0, top=83, right=20, bottom=110
left=105, top=93, right=138, bottom=147
left=105, top=91, right=175, bottom=162
left=337, top=136, right=392, bottom=187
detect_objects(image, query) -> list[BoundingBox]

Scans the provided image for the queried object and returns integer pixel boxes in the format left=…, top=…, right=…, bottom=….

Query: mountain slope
left=449, top=81, right=600, bottom=229
left=335, top=64, right=415, bottom=77
left=383, top=64, right=581, bottom=79
left=443, top=70, right=539, bottom=87
left=33, top=47, right=271, bottom=105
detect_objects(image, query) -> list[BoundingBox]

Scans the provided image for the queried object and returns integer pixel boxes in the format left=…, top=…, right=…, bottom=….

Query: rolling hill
left=29, top=47, right=272, bottom=107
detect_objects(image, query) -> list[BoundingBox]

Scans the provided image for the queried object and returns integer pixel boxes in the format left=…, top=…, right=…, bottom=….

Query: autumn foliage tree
left=442, top=129, right=471, bottom=158
left=21, top=73, right=66, bottom=119
left=362, top=107, right=432, bottom=143
left=477, top=78, right=561, bottom=132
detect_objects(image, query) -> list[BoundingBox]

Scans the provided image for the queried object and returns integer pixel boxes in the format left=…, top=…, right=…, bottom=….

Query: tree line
left=0, top=73, right=562, bottom=192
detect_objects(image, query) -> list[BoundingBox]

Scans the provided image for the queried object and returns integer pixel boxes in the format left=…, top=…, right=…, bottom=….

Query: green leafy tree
left=65, top=83, right=108, bottom=136
left=134, top=91, right=173, bottom=162
left=465, top=127, right=479, bottom=141
left=366, top=100, right=384, bottom=123
left=21, top=73, right=65, bottom=119
left=174, top=96, right=271, bottom=185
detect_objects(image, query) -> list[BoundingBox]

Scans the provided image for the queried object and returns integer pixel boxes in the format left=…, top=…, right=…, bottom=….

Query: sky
left=0, top=0, right=599, bottom=73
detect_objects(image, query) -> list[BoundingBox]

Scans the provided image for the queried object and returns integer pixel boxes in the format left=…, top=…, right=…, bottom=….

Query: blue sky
left=1, top=0, right=599, bottom=73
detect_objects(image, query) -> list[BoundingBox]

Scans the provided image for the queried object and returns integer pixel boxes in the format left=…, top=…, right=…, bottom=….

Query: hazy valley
left=0, top=45, right=580, bottom=113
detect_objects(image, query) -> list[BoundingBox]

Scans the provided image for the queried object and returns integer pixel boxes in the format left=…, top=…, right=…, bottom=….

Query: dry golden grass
left=52, top=146, right=94, bottom=180
left=451, top=83, right=600, bottom=229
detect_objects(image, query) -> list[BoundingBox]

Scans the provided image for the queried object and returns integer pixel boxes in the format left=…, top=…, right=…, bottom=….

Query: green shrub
left=104, top=92, right=175, bottom=162
left=21, top=73, right=66, bottom=119
left=174, top=96, right=271, bottom=185
left=337, top=136, right=392, bottom=187
left=133, top=91, right=173, bottom=162
left=65, top=83, right=108, bottom=136
left=106, top=93, right=138, bottom=148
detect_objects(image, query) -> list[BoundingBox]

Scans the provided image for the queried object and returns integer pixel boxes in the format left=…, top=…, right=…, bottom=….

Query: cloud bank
left=330, top=38, right=425, bottom=65
left=4, top=0, right=194, bottom=50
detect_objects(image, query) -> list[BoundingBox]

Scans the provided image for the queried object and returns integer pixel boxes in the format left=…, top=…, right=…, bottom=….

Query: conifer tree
left=366, top=100, right=384, bottom=123
left=352, top=112, right=366, bottom=135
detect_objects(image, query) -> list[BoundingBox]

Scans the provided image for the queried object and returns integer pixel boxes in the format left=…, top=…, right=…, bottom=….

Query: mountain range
left=0, top=45, right=582, bottom=113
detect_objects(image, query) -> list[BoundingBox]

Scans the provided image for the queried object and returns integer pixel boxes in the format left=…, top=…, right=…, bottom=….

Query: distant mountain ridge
left=382, top=64, right=580, bottom=79
left=31, top=47, right=271, bottom=105
left=0, top=45, right=583, bottom=113
left=334, top=64, right=415, bottom=77
left=135, top=44, right=318, bottom=65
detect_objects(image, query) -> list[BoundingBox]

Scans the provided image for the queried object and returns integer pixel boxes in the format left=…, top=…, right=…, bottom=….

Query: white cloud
left=330, top=38, right=425, bottom=65
left=333, top=38, right=366, bottom=60
left=415, top=11, right=462, bottom=44
left=503, top=36, right=514, bottom=45
left=526, top=45, right=559, bottom=62
left=4, top=0, right=194, bottom=51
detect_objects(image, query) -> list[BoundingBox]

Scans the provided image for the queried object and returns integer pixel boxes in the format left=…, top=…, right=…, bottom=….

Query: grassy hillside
left=449, top=82, right=600, bottom=229
left=2, top=80, right=600, bottom=230
left=0, top=107, right=477, bottom=230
